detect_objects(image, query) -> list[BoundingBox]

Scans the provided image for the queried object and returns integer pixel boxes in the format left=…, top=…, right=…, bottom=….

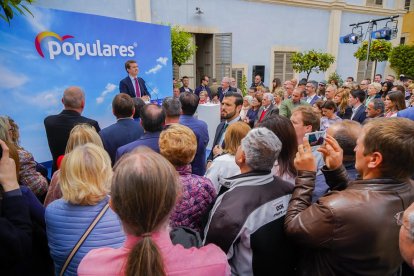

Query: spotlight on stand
left=340, top=26, right=362, bottom=44
left=371, top=19, right=398, bottom=40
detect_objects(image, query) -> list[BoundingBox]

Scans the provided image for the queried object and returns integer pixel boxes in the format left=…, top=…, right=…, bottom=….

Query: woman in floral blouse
left=159, top=124, right=216, bottom=233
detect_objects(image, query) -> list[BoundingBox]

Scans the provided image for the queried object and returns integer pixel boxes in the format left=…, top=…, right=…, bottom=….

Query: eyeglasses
left=395, top=211, right=410, bottom=231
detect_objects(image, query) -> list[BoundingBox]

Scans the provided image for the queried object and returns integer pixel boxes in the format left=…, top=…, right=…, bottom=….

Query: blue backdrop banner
left=0, top=7, right=172, bottom=162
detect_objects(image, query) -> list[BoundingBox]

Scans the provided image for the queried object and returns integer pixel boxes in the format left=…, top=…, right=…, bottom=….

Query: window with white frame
left=273, top=51, right=295, bottom=83
left=357, top=60, right=374, bottom=83
left=232, top=68, right=244, bottom=89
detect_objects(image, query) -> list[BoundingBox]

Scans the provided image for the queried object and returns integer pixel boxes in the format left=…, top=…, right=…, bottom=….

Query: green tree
left=328, top=71, right=343, bottom=87
left=240, top=74, right=248, bottom=96
left=389, top=44, right=414, bottom=77
left=170, top=25, right=197, bottom=67
left=1, top=0, right=34, bottom=24
left=291, top=50, right=335, bottom=81
left=353, top=40, right=392, bottom=62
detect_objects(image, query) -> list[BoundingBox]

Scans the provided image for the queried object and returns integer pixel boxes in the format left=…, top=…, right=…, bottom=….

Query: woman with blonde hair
left=45, top=143, right=124, bottom=276
left=205, top=121, right=251, bottom=192
left=334, top=88, right=352, bottom=119
left=159, top=124, right=216, bottom=232
left=44, top=124, right=104, bottom=207
left=272, top=87, right=284, bottom=109
left=78, top=148, right=229, bottom=276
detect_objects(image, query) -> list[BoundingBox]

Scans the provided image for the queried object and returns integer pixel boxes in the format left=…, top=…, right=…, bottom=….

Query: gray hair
left=222, top=77, right=230, bottom=84
left=162, top=97, right=182, bottom=117
left=372, top=98, right=385, bottom=114
left=307, top=80, right=318, bottom=90
left=264, top=93, right=274, bottom=102
left=63, top=86, right=85, bottom=109
left=241, top=127, right=282, bottom=171
left=369, top=82, right=382, bottom=93
left=244, top=95, right=253, bottom=105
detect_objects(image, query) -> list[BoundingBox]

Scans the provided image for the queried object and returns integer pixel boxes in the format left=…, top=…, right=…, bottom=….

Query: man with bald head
left=44, top=86, right=100, bottom=173
left=398, top=202, right=414, bottom=270
left=279, top=88, right=308, bottom=118
left=115, top=104, right=165, bottom=161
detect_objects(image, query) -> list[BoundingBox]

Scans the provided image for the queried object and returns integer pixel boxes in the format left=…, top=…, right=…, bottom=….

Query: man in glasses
left=195, top=75, right=212, bottom=99
left=285, top=118, right=414, bottom=275
left=397, top=203, right=414, bottom=269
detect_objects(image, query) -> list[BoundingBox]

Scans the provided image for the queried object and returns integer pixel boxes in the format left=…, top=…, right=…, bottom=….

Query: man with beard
left=207, top=92, right=243, bottom=164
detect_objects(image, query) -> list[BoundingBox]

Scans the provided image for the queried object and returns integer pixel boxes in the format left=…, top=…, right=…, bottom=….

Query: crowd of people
left=1, top=59, right=414, bottom=275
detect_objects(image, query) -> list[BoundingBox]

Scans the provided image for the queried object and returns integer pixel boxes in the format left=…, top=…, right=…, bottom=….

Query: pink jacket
left=78, top=230, right=230, bottom=276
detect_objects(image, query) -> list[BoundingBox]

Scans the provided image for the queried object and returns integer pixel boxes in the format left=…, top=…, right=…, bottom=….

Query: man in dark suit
left=119, top=60, right=150, bottom=100
left=207, top=92, right=243, bottom=164
left=349, top=89, right=367, bottom=124
left=99, top=94, right=144, bottom=166
left=179, top=92, right=209, bottom=176
left=179, top=76, right=193, bottom=93
left=115, top=104, right=165, bottom=161
left=194, top=75, right=211, bottom=99
left=218, top=77, right=237, bottom=102
left=255, top=93, right=279, bottom=125
left=44, top=86, right=100, bottom=173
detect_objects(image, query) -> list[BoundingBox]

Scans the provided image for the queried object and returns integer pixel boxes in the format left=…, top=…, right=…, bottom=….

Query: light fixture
left=195, top=7, right=204, bottom=15
left=371, top=19, right=398, bottom=40
left=340, top=25, right=363, bottom=44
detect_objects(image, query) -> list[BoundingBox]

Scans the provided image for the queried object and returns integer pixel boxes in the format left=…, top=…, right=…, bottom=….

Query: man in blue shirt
left=179, top=92, right=209, bottom=176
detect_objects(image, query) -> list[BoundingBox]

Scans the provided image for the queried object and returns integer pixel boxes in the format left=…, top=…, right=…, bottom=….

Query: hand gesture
left=294, top=138, right=317, bottom=172
left=317, top=135, right=343, bottom=170
left=213, top=145, right=223, bottom=157
left=0, top=139, right=19, bottom=192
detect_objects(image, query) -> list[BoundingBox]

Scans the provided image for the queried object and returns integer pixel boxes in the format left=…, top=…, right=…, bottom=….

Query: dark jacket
left=119, top=76, right=150, bottom=98
left=194, top=85, right=212, bottom=99
left=218, top=87, right=237, bottom=102
left=285, top=166, right=414, bottom=276
left=245, top=108, right=260, bottom=128
left=204, top=171, right=295, bottom=275
left=351, top=104, right=367, bottom=123
left=179, top=86, right=194, bottom=93
left=337, top=106, right=352, bottom=120
left=0, top=191, right=32, bottom=275
left=44, top=110, right=100, bottom=173
left=255, top=104, right=279, bottom=125
left=115, top=131, right=161, bottom=162
left=179, top=115, right=209, bottom=176
left=99, top=118, right=144, bottom=166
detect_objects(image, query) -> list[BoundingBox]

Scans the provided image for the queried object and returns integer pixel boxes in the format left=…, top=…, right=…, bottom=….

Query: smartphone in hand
left=304, top=130, right=326, bottom=148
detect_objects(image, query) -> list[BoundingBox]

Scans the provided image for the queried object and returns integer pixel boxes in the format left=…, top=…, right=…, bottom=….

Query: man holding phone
left=290, top=105, right=324, bottom=172
left=285, top=118, right=414, bottom=275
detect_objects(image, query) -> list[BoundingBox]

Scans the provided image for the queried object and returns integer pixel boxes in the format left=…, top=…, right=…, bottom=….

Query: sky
left=0, top=7, right=172, bottom=162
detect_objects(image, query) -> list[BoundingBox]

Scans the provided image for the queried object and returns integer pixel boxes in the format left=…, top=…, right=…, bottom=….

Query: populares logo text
left=35, top=31, right=135, bottom=60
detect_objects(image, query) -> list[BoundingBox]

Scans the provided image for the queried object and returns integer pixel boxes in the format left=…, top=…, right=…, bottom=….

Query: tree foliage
left=291, top=50, right=335, bottom=81
left=0, top=0, right=34, bottom=24
left=328, top=71, right=343, bottom=86
left=353, top=40, right=392, bottom=62
left=170, top=25, right=197, bottom=67
left=389, top=44, right=414, bottom=77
